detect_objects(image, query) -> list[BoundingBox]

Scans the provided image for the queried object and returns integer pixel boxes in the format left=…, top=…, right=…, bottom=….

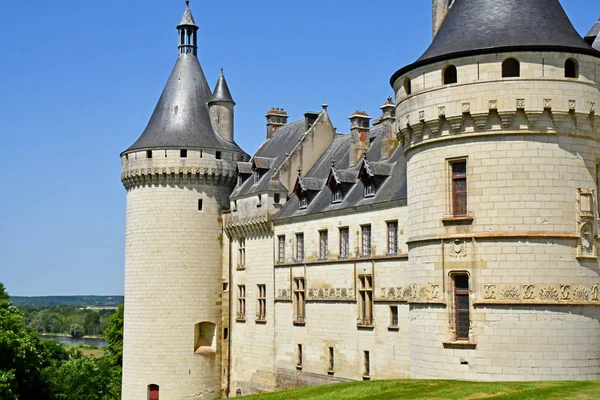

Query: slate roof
left=391, top=0, right=600, bottom=84
left=178, top=3, right=197, bottom=27
left=594, top=36, right=600, bottom=52
left=585, top=18, right=600, bottom=44
left=124, top=6, right=245, bottom=154
left=231, top=119, right=307, bottom=198
left=275, top=125, right=408, bottom=220
left=208, top=69, right=235, bottom=105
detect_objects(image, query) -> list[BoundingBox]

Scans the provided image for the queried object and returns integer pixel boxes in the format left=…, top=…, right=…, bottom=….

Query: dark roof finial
left=186, top=0, right=190, bottom=6
left=297, top=166, right=302, bottom=176
left=331, top=158, right=336, bottom=169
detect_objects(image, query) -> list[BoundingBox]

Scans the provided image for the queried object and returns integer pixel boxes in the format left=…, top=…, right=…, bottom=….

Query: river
left=40, top=335, right=109, bottom=348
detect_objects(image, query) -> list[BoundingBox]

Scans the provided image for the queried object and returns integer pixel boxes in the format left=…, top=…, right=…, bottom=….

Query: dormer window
left=299, top=196, right=308, bottom=210
left=364, top=182, right=376, bottom=198
left=253, top=171, right=261, bottom=184
left=332, top=188, right=343, bottom=204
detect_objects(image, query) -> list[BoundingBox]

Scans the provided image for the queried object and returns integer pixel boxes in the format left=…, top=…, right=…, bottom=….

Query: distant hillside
left=10, top=295, right=124, bottom=308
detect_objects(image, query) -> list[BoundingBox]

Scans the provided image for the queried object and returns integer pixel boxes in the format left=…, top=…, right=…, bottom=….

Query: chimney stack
left=380, top=97, right=397, bottom=160
left=349, top=111, right=371, bottom=166
left=304, top=111, right=320, bottom=132
left=432, top=0, right=452, bottom=38
left=266, top=108, right=289, bottom=139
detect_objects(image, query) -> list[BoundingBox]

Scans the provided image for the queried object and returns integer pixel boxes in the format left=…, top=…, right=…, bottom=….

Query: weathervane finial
left=186, top=0, right=190, bottom=7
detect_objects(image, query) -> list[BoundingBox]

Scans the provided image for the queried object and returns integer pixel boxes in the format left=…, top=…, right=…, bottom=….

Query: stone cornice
left=407, top=231, right=580, bottom=245
left=121, top=166, right=237, bottom=190
left=224, top=216, right=272, bottom=239
left=398, top=101, right=598, bottom=153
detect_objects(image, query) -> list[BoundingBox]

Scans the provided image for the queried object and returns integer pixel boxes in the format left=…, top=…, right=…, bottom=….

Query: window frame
left=363, top=350, right=371, bottom=378
left=453, top=273, right=470, bottom=341
left=389, top=305, right=399, bottom=328
left=299, top=196, right=308, bottom=210
left=364, top=181, right=376, bottom=198
left=256, top=284, right=266, bottom=322
left=361, top=225, right=372, bottom=257
left=277, top=235, right=285, bottom=263
left=297, top=344, right=303, bottom=369
left=319, top=230, right=328, bottom=260
left=450, top=159, right=468, bottom=217
left=295, top=233, right=305, bottom=262
left=332, top=188, right=343, bottom=204
left=386, top=221, right=398, bottom=255
left=237, top=238, right=246, bottom=269
left=339, top=227, right=350, bottom=259
left=358, top=275, right=373, bottom=326
left=293, top=277, right=306, bottom=324
left=237, top=285, right=246, bottom=321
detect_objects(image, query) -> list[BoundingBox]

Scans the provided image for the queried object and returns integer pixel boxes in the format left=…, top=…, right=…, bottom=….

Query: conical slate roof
left=391, top=0, right=600, bottom=84
left=124, top=3, right=244, bottom=154
left=585, top=18, right=600, bottom=44
left=178, top=2, right=197, bottom=27
left=208, top=69, right=235, bottom=105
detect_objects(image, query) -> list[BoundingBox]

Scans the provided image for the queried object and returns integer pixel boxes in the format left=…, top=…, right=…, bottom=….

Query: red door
left=148, top=385, right=159, bottom=400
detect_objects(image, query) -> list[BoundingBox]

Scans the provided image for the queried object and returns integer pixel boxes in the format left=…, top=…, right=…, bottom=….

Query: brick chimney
left=379, top=97, right=397, bottom=160
left=432, top=0, right=452, bottom=38
left=266, top=108, right=289, bottom=139
left=349, top=111, right=371, bottom=166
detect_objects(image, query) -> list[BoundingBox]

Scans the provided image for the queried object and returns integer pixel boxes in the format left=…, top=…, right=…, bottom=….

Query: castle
left=120, top=1, right=600, bottom=399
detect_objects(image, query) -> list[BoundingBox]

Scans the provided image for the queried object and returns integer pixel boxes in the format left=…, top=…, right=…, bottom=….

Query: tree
left=84, top=312, right=101, bottom=336
left=71, top=323, right=84, bottom=338
left=0, top=282, right=51, bottom=399
left=104, top=305, right=123, bottom=366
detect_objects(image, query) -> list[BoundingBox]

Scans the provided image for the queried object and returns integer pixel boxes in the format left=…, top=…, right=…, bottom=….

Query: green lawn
left=242, top=380, right=600, bottom=400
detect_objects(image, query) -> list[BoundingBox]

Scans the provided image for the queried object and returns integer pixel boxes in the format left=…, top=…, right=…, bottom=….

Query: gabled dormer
left=293, top=168, right=325, bottom=210
left=326, top=159, right=355, bottom=204
left=358, top=155, right=392, bottom=198
left=252, top=157, right=275, bottom=184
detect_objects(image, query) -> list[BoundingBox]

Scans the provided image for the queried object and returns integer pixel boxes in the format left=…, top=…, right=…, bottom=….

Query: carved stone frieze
left=479, top=283, right=600, bottom=303
left=276, top=289, right=291, bottom=301
left=306, top=287, right=354, bottom=301
left=378, top=283, right=441, bottom=302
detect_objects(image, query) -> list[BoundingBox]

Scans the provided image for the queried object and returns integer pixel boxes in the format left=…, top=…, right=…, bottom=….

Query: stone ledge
left=407, top=231, right=579, bottom=245
left=442, top=216, right=474, bottom=225
left=442, top=341, right=477, bottom=350
left=474, top=300, right=600, bottom=306
left=274, top=253, right=408, bottom=268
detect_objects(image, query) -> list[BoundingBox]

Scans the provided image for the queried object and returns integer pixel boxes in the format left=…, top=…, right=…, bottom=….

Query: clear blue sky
left=0, top=1, right=596, bottom=296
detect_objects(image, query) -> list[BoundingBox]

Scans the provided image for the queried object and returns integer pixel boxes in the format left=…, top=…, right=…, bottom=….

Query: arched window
left=403, top=77, right=412, bottom=96
left=565, top=58, right=579, bottom=78
left=148, top=384, right=159, bottom=400
left=443, top=65, right=458, bottom=84
left=502, top=58, right=520, bottom=78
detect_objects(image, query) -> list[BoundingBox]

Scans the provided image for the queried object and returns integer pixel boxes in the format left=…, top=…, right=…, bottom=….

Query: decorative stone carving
left=580, top=221, right=594, bottom=256
left=569, top=100, right=576, bottom=111
left=484, top=284, right=497, bottom=299
left=516, top=99, right=525, bottom=109
left=522, top=284, right=535, bottom=300
left=499, top=285, right=520, bottom=300
left=438, top=106, right=446, bottom=118
left=543, top=99, right=552, bottom=110
left=488, top=100, right=497, bottom=110
left=378, top=283, right=441, bottom=302
left=447, top=240, right=467, bottom=260
left=481, top=283, right=599, bottom=303
left=419, top=110, right=425, bottom=121
left=539, top=285, right=559, bottom=301
left=306, top=287, right=354, bottom=301
left=591, top=102, right=596, bottom=115
left=276, top=289, right=291, bottom=301
left=462, top=102, right=471, bottom=114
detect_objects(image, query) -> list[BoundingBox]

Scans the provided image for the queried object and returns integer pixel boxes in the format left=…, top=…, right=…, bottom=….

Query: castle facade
left=120, top=1, right=600, bottom=399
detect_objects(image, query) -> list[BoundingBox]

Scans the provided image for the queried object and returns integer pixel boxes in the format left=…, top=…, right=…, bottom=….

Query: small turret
left=208, top=69, right=236, bottom=142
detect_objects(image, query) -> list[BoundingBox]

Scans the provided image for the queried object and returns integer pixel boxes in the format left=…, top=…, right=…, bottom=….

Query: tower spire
left=178, top=1, right=198, bottom=56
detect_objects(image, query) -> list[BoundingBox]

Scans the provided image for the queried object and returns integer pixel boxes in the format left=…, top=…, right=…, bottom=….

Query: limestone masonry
left=121, top=1, right=600, bottom=398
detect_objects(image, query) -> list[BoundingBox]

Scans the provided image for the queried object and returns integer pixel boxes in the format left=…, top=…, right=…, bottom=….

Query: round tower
left=120, top=2, right=248, bottom=399
left=392, top=0, right=600, bottom=380
left=208, top=69, right=235, bottom=142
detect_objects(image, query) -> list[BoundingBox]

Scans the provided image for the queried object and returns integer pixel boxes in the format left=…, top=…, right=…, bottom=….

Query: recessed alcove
left=194, top=321, right=216, bottom=355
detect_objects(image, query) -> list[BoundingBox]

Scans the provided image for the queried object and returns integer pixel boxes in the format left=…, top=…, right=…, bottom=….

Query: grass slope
left=242, top=380, right=600, bottom=400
